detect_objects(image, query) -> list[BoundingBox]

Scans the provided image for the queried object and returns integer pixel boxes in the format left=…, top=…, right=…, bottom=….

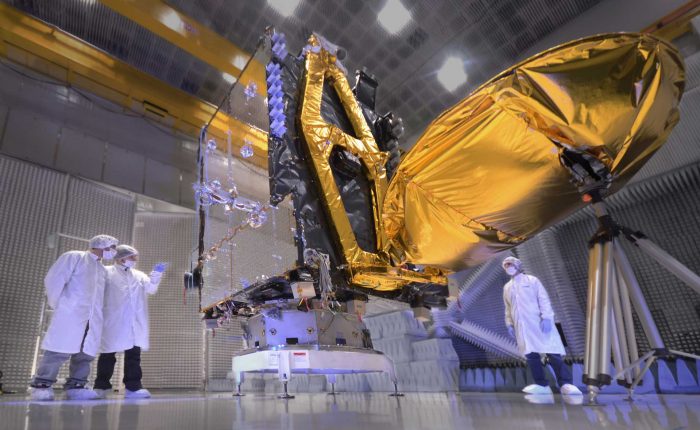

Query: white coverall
left=42, top=251, right=107, bottom=357
left=100, top=265, right=161, bottom=353
left=503, top=273, right=565, bottom=357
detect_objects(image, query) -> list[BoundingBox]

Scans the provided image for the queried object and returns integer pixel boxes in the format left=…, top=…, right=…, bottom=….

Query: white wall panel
left=206, top=320, right=244, bottom=384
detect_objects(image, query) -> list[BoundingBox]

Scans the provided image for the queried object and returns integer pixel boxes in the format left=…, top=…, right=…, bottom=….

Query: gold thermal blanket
left=382, top=33, right=684, bottom=271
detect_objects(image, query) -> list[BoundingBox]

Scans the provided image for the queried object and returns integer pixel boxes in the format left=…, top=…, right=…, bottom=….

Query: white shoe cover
left=65, top=388, right=99, bottom=401
left=522, top=384, right=553, bottom=394
left=93, top=388, right=108, bottom=399
left=30, top=387, right=54, bottom=401
left=125, top=388, right=151, bottom=399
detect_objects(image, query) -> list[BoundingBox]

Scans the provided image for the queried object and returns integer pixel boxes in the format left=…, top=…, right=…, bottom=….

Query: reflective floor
left=1, top=391, right=699, bottom=430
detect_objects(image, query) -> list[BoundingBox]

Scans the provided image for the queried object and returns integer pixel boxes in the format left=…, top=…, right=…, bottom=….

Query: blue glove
left=540, top=318, right=553, bottom=334
left=153, top=262, right=169, bottom=273
left=507, top=325, right=515, bottom=338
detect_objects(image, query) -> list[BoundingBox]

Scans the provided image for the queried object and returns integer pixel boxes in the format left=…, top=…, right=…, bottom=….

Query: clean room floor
left=1, top=391, right=699, bottom=430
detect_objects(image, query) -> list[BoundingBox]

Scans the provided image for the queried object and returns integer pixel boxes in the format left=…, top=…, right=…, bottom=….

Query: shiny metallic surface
left=236, top=344, right=383, bottom=355
left=2, top=392, right=700, bottom=429
left=596, top=242, right=614, bottom=383
left=298, top=34, right=391, bottom=273
left=242, top=310, right=371, bottom=350
left=610, top=264, right=633, bottom=384
left=584, top=242, right=603, bottom=381
left=382, top=33, right=684, bottom=271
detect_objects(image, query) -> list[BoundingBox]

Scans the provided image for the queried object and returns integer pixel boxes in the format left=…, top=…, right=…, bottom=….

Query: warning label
left=292, top=351, right=309, bottom=367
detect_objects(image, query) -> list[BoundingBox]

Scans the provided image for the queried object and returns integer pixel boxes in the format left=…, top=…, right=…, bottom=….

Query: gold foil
left=297, top=36, right=448, bottom=290
left=382, top=33, right=684, bottom=272
left=298, top=35, right=391, bottom=277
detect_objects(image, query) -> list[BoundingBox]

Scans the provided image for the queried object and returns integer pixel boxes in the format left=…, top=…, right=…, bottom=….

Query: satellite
left=189, top=30, right=693, bottom=399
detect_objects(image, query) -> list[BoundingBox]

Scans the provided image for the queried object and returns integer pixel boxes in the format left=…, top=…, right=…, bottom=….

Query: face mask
left=122, top=260, right=136, bottom=269
left=103, top=250, right=116, bottom=260
left=505, top=266, right=518, bottom=276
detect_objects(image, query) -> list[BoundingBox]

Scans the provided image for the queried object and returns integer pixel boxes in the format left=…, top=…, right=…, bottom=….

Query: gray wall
left=0, top=157, right=69, bottom=390
left=0, top=60, right=286, bottom=391
left=0, top=61, right=271, bottom=208
left=134, top=212, right=204, bottom=389
left=0, top=156, right=137, bottom=390
left=519, top=0, right=690, bottom=60
left=0, top=154, right=284, bottom=391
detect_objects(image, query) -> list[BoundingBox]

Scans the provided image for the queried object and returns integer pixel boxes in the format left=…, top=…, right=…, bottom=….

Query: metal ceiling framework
left=166, top=0, right=607, bottom=145
left=0, top=2, right=268, bottom=167
left=97, top=0, right=266, bottom=95
left=4, top=0, right=609, bottom=151
left=1, top=0, right=699, bottom=168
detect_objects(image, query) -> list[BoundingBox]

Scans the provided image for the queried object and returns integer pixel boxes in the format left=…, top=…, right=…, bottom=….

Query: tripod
left=556, top=145, right=700, bottom=404
left=582, top=190, right=700, bottom=403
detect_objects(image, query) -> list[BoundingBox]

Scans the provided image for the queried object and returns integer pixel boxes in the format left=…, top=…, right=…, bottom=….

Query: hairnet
left=502, top=256, right=523, bottom=272
left=115, top=245, right=139, bottom=260
left=89, top=235, right=118, bottom=249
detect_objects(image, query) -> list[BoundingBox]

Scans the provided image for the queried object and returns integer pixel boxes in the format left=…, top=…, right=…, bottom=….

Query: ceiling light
left=378, top=0, right=412, bottom=34
left=222, top=73, right=236, bottom=84
left=437, top=57, right=468, bottom=92
left=232, top=55, right=249, bottom=71
left=161, top=10, right=183, bottom=33
left=268, top=0, right=301, bottom=17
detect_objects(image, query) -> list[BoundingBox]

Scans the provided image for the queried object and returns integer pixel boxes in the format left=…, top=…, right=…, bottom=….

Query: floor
left=1, top=391, right=699, bottom=430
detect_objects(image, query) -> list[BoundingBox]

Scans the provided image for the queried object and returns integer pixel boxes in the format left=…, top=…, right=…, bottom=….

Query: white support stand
left=233, top=347, right=400, bottom=399
left=326, top=374, right=337, bottom=395
left=277, top=351, right=294, bottom=399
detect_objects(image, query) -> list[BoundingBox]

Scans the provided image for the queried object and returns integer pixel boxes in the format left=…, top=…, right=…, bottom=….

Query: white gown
left=42, top=251, right=107, bottom=357
left=100, top=265, right=160, bottom=353
left=503, top=273, right=566, bottom=357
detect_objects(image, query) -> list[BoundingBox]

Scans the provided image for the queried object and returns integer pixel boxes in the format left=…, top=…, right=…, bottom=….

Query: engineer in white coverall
left=30, top=234, right=118, bottom=401
left=93, top=245, right=163, bottom=399
left=502, top=256, right=582, bottom=395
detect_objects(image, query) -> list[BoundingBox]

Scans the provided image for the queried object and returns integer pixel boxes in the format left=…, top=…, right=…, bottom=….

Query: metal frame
left=232, top=345, right=402, bottom=398
left=98, top=0, right=264, bottom=85
left=0, top=3, right=268, bottom=167
left=556, top=144, right=700, bottom=404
